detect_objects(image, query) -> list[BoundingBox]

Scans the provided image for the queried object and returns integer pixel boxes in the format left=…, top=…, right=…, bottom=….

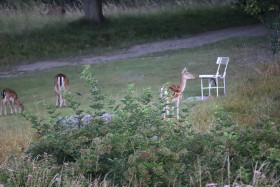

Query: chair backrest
left=216, top=57, right=229, bottom=78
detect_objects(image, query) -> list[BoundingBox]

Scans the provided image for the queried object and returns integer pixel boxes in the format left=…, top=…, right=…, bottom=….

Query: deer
left=160, top=67, right=195, bottom=120
left=54, top=73, right=69, bottom=108
left=0, top=88, right=24, bottom=116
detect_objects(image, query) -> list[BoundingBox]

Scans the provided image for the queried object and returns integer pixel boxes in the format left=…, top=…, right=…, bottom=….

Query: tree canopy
left=234, top=0, right=280, bottom=20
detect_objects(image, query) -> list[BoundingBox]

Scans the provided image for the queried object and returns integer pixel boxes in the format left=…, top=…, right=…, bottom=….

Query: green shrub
left=8, top=65, right=279, bottom=186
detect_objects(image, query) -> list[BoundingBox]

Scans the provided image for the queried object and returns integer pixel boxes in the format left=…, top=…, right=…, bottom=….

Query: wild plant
left=3, top=65, right=279, bottom=186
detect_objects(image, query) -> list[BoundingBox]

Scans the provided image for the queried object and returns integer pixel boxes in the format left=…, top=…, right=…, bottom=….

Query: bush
left=24, top=65, right=194, bottom=185
left=3, top=65, right=279, bottom=186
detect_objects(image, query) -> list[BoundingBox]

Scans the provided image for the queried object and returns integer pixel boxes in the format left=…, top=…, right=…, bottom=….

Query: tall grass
left=190, top=60, right=280, bottom=131
left=0, top=154, right=115, bottom=187
left=0, top=116, right=33, bottom=164
left=226, top=62, right=280, bottom=125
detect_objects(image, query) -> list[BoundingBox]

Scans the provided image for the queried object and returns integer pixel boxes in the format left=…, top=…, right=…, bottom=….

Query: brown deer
left=0, top=88, right=24, bottom=116
left=54, top=73, right=69, bottom=108
left=160, top=67, right=195, bottom=120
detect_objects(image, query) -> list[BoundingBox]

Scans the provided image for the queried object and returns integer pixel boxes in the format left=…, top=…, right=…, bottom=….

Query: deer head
left=182, top=67, right=195, bottom=80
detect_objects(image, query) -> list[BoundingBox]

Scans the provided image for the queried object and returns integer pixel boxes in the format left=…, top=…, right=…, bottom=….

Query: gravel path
left=0, top=24, right=267, bottom=78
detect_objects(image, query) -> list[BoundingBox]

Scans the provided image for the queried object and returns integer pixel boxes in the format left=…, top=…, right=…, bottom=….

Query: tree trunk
left=83, top=0, right=104, bottom=24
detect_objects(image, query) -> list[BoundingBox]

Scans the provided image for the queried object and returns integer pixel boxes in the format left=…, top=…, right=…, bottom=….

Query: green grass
left=0, top=5, right=258, bottom=70
left=0, top=35, right=278, bottom=164
left=1, top=35, right=279, bottom=184
left=0, top=3, right=271, bottom=164
left=0, top=36, right=270, bottom=118
left=0, top=36, right=269, bottom=108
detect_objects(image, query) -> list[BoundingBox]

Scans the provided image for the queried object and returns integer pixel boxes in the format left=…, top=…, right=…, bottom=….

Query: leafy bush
left=24, top=65, right=194, bottom=185
left=4, top=65, right=279, bottom=186
left=234, top=0, right=280, bottom=18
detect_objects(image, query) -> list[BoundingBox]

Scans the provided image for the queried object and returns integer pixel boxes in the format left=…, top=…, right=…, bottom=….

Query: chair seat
left=200, top=57, right=229, bottom=100
left=199, top=75, right=222, bottom=79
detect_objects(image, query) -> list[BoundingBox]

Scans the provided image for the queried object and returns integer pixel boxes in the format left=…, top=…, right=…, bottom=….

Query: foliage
left=234, top=0, right=280, bottom=54
left=10, top=65, right=279, bottom=186
left=234, top=0, right=280, bottom=18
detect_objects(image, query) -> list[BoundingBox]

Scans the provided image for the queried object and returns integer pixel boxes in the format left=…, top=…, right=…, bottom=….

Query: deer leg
left=176, top=99, right=180, bottom=119
left=11, top=100, right=17, bottom=113
left=3, top=101, right=8, bottom=116
left=63, top=95, right=67, bottom=107
left=2, top=96, right=9, bottom=116
left=0, top=101, right=3, bottom=116
left=14, top=102, right=17, bottom=113
left=59, top=94, right=63, bottom=108
left=8, top=101, right=13, bottom=114
left=55, top=93, right=59, bottom=107
left=163, top=105, right=166, bottom=120
left=165, top=101, right=170, bottom=117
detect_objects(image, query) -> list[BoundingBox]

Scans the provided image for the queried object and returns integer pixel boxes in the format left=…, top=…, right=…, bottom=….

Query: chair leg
left=201, top=78, right=204, bottom=100
left=216, top=78, right=219, bottom=97
left=208, top=79, right=211, bottom=97
left=224, top=78, right=226, bottom=95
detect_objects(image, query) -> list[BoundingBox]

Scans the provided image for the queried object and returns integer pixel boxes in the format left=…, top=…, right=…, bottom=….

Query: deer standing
left=54, top=73, right=69, bottom=108
left=160, top=67, right=195, bottom=120
left=0, top=88, right=24, bottom=116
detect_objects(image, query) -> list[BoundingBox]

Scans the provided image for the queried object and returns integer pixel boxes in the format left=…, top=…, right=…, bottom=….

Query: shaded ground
left=0, top=24, right=267, bottom=78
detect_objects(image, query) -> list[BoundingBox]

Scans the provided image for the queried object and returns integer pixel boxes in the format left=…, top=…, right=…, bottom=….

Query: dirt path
left=0, top=24, right=267, bottom=78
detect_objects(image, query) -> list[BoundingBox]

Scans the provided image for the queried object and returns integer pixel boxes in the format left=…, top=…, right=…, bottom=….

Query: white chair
left=199, top=57, right=229, bottom=100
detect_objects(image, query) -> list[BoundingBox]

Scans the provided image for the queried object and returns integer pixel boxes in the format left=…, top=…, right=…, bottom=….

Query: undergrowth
left=1, top=64, right=279, bottom=186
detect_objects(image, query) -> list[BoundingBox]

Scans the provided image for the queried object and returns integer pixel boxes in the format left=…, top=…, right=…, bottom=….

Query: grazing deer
left=54, top=73, right=69, bottom=108
left=160, top=67, right=195, bottom=120
left=0, top=88, right=24, bottom=116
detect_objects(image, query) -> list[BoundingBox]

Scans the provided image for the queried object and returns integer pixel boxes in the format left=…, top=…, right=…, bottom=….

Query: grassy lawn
left=0, top=36, right=269, bottom=110
left=0, top=5, right=258, bottom=70
left=0, top=35, right=274, bottom=163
